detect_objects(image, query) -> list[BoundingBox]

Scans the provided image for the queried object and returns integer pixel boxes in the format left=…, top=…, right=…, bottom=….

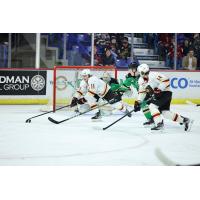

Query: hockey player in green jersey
left=110, top=62, right=153, bottom=126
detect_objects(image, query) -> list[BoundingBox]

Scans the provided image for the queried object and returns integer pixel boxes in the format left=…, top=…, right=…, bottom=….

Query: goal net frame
left=52, top=65, right=118, bottom=112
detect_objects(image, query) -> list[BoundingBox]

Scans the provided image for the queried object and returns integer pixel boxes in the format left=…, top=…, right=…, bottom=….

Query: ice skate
left=143, top=117, right=154, bottom=127
left=91, top=110, right=102, bottom=121
left=151, top=120, right=164, bottom=131
left=183, top=117, right=194, bottom=132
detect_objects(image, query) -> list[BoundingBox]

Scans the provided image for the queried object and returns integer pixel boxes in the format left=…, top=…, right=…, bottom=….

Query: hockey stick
left=102, top=108, right=136, bottom=130
left=48, top=102, right=110, bottom=124
left=25, top=104, right=70, bottom=123
left=186, top=100, right=200, bottom=107
left=155, top=148, right=200, bottom=166
left=155, top=148, right=177, bottom=166
left=102, top=99, right=150, bottom=131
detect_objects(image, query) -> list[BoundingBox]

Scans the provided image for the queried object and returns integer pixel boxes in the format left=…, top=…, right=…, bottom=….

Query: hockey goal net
left=43, top=66, right=117, bottom=112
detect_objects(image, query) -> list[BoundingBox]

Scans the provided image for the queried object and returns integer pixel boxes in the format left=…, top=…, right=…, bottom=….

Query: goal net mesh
left=41, top=66, right=117, bottom=112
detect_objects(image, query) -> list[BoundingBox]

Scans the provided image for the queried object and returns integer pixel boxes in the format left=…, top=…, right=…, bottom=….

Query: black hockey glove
left=70, top=97, right=78, bottom=107
left=154, top=88, right=162, bottom=98
left=134, top=100, right=141, bottom=112
left=77, top=97, right=87, bottom=105
left=109, top=93, right=122, bottom=104
left=94, top=94, right=100, bottom=101
left=145, top=85, right=154, bottom=96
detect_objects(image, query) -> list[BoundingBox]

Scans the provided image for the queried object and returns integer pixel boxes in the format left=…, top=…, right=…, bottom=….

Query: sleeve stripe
left=88, top=90, right=96, bottom=96
left=162, top=79, right=169, bottom=83
left=77, top=91, right=83, bottom=95
left=166, top=84, right=170, bottom=88
left=91, top=104, right=97, bottom=109
left=153, top=113, right=160, bottom=118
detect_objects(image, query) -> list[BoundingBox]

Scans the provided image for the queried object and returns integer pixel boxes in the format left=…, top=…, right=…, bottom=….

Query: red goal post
left=52, top=65, right=118, bottom=112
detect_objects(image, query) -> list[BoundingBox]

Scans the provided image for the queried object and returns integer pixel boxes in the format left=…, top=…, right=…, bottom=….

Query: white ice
left=0, top=104, right=200, bottom=165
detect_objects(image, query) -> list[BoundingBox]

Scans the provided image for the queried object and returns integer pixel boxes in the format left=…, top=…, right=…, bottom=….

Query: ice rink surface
left=0, top=104, right=200, bottom=166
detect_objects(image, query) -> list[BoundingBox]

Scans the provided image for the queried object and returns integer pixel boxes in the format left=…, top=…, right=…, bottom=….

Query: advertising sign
left=0, top=71, right=47, bottom=95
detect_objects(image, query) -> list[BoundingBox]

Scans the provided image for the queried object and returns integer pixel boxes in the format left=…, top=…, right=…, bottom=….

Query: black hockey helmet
left=128, top=61, right=139, bottom=70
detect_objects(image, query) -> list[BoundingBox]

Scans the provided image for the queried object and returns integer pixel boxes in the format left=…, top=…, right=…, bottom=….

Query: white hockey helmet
left=81, top=69, right=92, bottom=76
left=137, top=63, right=150, bottom=77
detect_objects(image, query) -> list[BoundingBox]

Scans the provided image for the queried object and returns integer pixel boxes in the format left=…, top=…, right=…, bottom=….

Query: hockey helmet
left=137, top=63, right=150, bottom=77
left=102, top=71, right=111, bottom=83
left=128, top=61, right=139, bottom=70
left=81, top=69, right=92, bottom=76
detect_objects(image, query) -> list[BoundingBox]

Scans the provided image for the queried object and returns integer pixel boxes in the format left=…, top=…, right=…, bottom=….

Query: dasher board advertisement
left=0, top=70, right=47, bottom=95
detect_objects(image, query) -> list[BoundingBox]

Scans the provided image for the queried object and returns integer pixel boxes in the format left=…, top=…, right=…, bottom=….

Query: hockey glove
left=70, top=97, right=78, bottom=107
left=134, top=100, right=141, bottom=112
left=145, top=85, right=154, bottom=96
left=154, top=88, right=162, bottom=98
left=77, top=97, right=87, bottom=105
left=109, top=93, right=122, bottom=104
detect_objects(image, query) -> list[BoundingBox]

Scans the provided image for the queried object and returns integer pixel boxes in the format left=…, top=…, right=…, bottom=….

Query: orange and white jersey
left=137, top=76, right=148, bottom=102
left=87, top=75, right=110, bottom=97
left=137, top=72, right=170, bottom=102
left=74, top=80, right=88, bottom=98
left=148, top=72, right=170, bottom=92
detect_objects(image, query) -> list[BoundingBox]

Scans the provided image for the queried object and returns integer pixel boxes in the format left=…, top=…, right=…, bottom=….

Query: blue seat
left=115, top=58, right=135, bottom=68
left=77, top=34, right=85, bottom=42
left=115, top=59, right=128, bottom=68
left=87, top=46, right=91, bottom=53
left=72, top=45, right=79, bottom=52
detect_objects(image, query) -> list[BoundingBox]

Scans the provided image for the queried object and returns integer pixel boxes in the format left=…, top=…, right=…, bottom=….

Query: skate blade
left=186, top=119, right=194, bottom=132
left=91, top=119, right=103, bottom=122
left=150, top=128, right=165, bottom=133
left=143, top=124, right=154, bottom=128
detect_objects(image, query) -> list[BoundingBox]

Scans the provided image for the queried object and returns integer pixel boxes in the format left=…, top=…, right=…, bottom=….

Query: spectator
left=165, top=36, right=175, bottom=68
left=182, top=49, right=197, bottom=70
left=177, top=33, right=185, bottom=45
left=183, top=39, right=191, bottom=56
left=110, top=36, right=119, bottom=53
left=157, top=34, right=172, bottom=61
left=109, top=34, right=124, bottom=47
left=102, top=48, right=115, bottom=66
left=94, top=45, right=102, bottom=66
left=192, top=33, right=200, bottom=68
left=118, top=37, right=131, bottom=59
left=177, top=44, right=184, bottom=69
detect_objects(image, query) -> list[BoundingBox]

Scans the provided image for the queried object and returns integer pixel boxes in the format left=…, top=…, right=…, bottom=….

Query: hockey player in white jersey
left=135, top=63, right=193, bottom=131
left=70, top=69, right=131, bottom=120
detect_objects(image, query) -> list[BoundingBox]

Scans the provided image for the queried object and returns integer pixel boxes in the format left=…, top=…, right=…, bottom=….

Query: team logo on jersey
left=31, top=75, right=46, bottom=91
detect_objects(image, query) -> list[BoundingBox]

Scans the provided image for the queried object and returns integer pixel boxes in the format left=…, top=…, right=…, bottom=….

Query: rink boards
left=0, top=69, right=200, bottom=105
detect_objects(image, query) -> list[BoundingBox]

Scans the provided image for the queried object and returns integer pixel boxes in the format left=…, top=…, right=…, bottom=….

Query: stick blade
left=48, top=117, right=60, bottom=124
